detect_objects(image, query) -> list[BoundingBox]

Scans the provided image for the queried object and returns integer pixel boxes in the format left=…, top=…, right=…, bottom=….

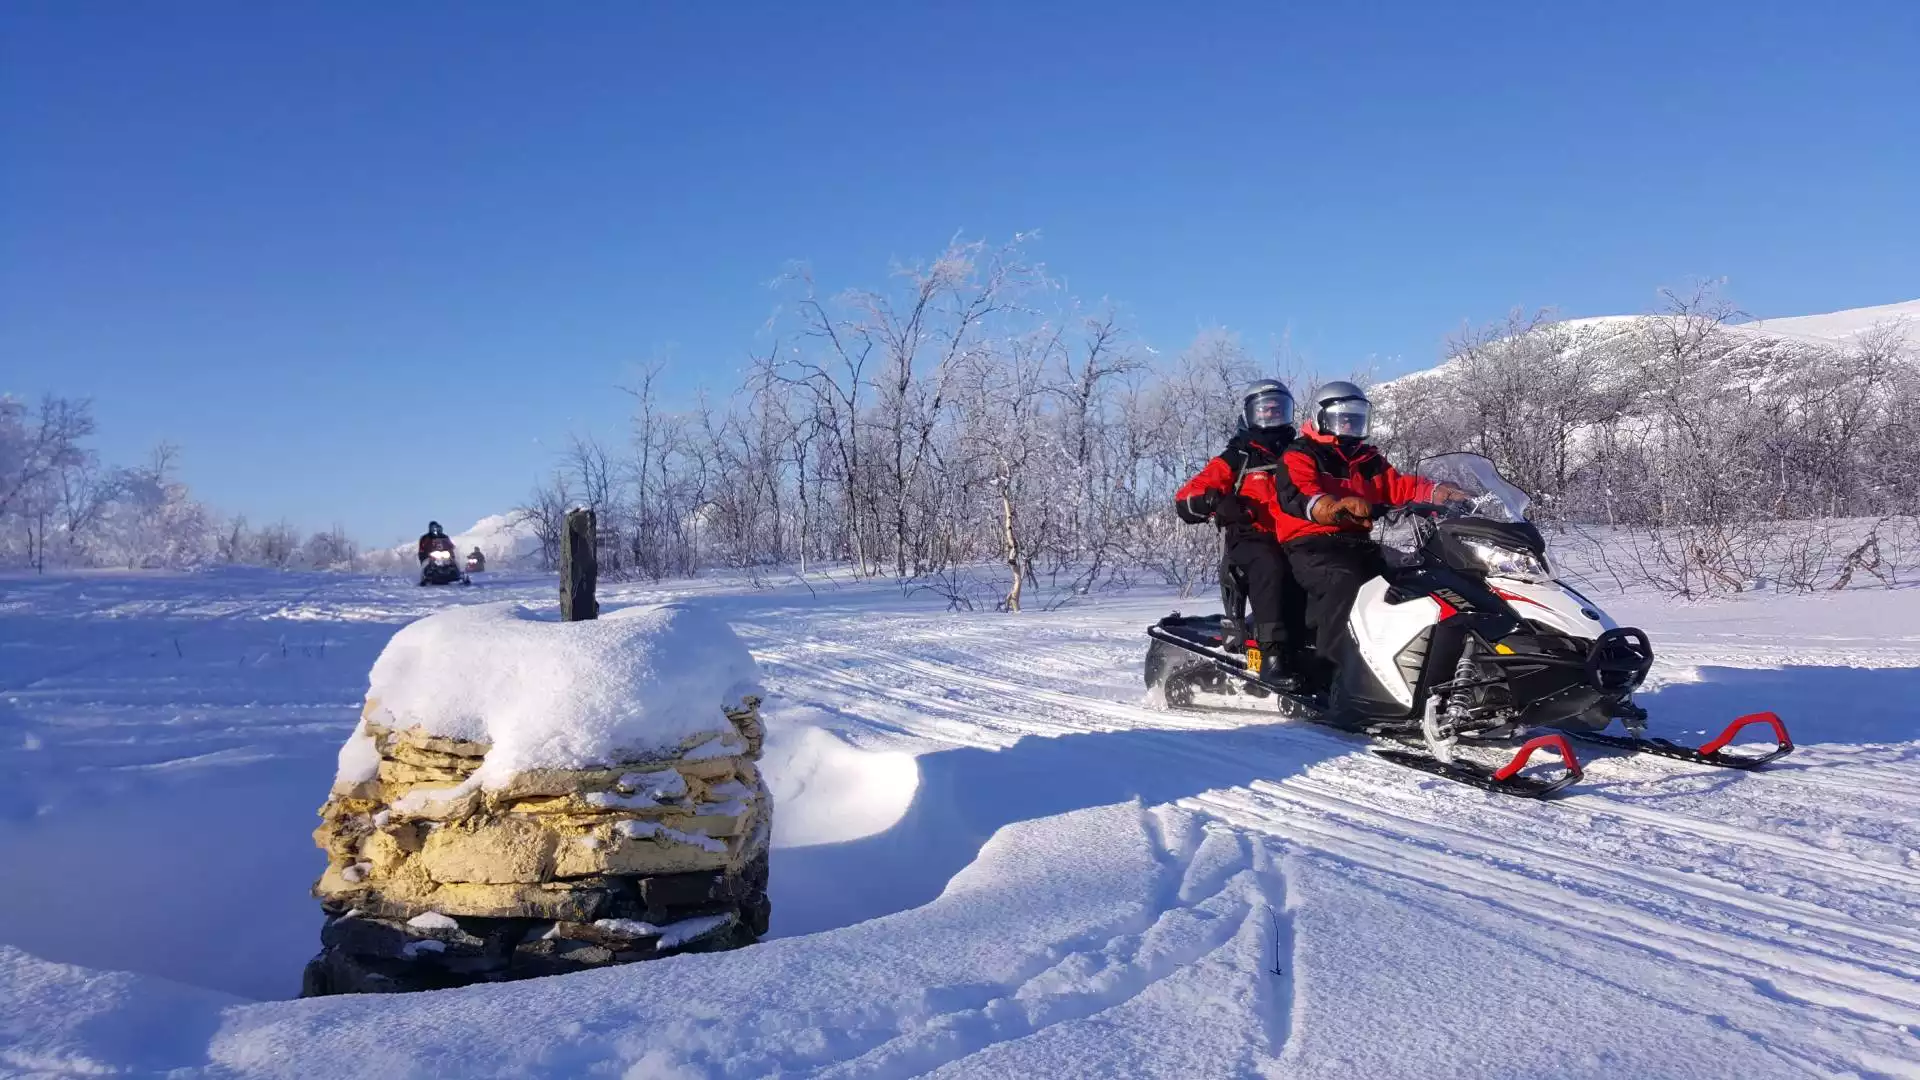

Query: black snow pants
left=1284, top=534, right=1389, bottom=660
left=1224, top=533, right=1306, bottom=653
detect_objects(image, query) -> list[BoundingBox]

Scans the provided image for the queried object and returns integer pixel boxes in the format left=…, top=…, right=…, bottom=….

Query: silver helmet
left=1309, top=380, right=1370, bottom=441
left=1238, top=379, right=1295, bottom=435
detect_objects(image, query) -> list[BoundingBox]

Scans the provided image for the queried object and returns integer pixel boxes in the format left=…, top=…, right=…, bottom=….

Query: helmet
left=428, top=521, right=443, bottom=536
left=1238, top=379, right=1296, bottom=437
left=1309, top=381, right=1371, bottom=443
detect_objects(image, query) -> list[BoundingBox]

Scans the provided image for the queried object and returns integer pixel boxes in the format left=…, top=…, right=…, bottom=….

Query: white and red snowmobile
left=1145, top=452, right=1793, bottom=798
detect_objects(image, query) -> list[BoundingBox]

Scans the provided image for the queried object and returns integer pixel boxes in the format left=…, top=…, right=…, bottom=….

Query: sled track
left=1185, top=787, right=1920, bottom=1080
left=1203, top=779, right=1920, bottom=1010
left=754, top=615, right=1920, bottom=1063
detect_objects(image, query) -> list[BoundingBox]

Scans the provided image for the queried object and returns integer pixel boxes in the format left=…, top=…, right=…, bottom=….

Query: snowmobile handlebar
left=1337, top=501, right=1455, bottom=527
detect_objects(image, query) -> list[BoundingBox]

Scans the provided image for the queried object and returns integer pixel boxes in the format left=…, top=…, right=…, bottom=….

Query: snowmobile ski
left=1147, top=619, right=1585, bottom=798
left=1373, top=733, right=1583, bottom=799
left=1568, top=711, right=1794, bottom=770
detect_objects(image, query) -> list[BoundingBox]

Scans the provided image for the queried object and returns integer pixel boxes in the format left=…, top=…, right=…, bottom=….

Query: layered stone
left=302, top=695, right=769, bottom=996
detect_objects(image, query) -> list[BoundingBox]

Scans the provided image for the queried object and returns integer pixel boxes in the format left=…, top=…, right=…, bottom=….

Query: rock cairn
left=302, top=696, right=769, bottom=995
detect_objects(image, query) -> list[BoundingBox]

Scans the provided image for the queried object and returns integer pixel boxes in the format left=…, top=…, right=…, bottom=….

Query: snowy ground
left=1, top=566, right=1916, bottom=1078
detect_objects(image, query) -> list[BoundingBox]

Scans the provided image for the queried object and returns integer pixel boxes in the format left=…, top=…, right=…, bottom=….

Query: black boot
left=1259, top=649, right=1303, bottom=694
left=1286, top=647, right=1327, bottom=696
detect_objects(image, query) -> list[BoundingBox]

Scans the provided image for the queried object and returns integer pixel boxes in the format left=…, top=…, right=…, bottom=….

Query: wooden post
left=560, top=507, right=599, bottom=622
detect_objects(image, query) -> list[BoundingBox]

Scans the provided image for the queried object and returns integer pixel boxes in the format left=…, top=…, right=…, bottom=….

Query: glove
left=1212, top=494, right=1255, bottom=526
left=1311, top=496, right=1373, bottom=526
left=1431, top=483, right=1469, bottom=507
left=1175, top=491, right=1218, bottom=524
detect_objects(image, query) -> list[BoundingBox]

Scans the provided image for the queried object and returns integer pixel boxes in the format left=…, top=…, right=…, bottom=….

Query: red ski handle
left=1492, top=733, right=1583, bottom=783
left=1698, top=712, right=1794, bottom=756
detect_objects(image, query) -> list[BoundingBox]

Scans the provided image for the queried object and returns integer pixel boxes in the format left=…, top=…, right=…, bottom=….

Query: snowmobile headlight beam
left=1461, top=536, right=1550, bottom=581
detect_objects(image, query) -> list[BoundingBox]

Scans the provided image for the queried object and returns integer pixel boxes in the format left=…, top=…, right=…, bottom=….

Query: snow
left=385, top=775, right=477, bottom=816
left=1747, top=297, right=1920, bottom=343
left=614, top=819, right=729, bottom=854
left=618, top=769, right=689, bottom=801
left=1381, top=297, right=1920, bottom=393
left=582, top=789, right=666, bottom=809
left=591, top=914, right=735, bottom=948
left=1, top=566, right=1917, bottom=1077
left=331, top=720, right=378, bottom=787
left=404, top=911, right=458, bottom=931
left=357, top=599, right=762, bottom=786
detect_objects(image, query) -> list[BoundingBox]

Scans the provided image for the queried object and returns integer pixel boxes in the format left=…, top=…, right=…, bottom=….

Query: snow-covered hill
left=0, top=568, right=1915, bottom=1076
left=1380, top=297, right=1919, bottom=393
left=1747, top=297, right=1920, bottom=344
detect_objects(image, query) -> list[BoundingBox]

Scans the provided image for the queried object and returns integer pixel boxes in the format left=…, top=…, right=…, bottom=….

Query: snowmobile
left=419, top=548, right=470, bottom=587
left=1145, top=452, right=1793, bottom=798
left=465, top=549, right=486, bottom=574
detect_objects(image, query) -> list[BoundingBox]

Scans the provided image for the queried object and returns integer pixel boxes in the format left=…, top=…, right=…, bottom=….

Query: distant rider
left=417, top=521, right=456, bottom=563
left=1173, top=379, right=1312, bottom=690
left=1273, top=382, right=1464, bottom=668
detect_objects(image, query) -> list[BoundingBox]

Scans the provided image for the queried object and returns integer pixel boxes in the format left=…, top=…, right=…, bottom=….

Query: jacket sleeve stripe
left=1274, top=449, right=1321, bottom=519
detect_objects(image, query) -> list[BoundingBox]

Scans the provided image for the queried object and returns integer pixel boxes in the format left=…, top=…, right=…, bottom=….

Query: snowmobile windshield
left=1414, top=453, right=1532, bottom=524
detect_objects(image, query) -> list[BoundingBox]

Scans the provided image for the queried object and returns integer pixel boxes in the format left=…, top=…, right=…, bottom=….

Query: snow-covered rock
left=350, top=600, right=763, bottom=788
left=305, top=601, right=771, bottom=995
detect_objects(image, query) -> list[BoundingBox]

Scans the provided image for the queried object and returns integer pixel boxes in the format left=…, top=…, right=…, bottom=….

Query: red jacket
left=1271, top=424, right=1434, bottom=541
left=1174, top=433, right=1305, bottom=543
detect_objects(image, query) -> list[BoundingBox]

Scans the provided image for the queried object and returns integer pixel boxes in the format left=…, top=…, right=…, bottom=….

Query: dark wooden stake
left=560, top=507, right=599, bottom=622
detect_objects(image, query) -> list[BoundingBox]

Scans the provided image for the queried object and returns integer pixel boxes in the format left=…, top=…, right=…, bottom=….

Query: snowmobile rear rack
left=1571, top=710, right=1795, bottom=770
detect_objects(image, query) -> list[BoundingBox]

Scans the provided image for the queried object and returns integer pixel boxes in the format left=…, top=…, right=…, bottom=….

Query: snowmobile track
left=1188, top=781, right=1920, bottom=1029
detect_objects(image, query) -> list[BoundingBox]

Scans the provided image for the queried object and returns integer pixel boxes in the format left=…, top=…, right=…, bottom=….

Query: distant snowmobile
left=1145, top=452, right=1793, bottom=798
left=419, top=548, right=470, bottom=587
left=465, top=548, right=486, bottom=574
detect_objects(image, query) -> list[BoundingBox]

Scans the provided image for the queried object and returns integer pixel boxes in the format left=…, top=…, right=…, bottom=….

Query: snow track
left=739, top=592, right=1920, bottom=1075
left=1, top=571, right=1916, bottom=1077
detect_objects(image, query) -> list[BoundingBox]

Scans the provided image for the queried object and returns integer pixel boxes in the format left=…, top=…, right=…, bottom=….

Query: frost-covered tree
left=505, top=243, right=1917, bottom=601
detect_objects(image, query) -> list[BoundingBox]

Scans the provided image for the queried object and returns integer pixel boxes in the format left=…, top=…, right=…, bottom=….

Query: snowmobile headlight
left=1461, top=537, right=1550, bottom=581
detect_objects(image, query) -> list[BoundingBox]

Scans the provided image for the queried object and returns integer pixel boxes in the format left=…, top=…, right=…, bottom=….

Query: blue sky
left=4, top=2, right=1916, bottom=545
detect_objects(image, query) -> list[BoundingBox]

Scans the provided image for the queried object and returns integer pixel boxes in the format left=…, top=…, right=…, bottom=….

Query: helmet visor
left=1244, top=388, right=1295, bottom=431
left=1321, top=398, right=1370, bottom=439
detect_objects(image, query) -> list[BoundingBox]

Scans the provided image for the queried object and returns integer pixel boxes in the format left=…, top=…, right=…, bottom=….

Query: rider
left=416, top=521, right=455, bottom=563
left=1274, top=381, right=1463, bottom=666
left=1173, top=379, right=1311, bottom=689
